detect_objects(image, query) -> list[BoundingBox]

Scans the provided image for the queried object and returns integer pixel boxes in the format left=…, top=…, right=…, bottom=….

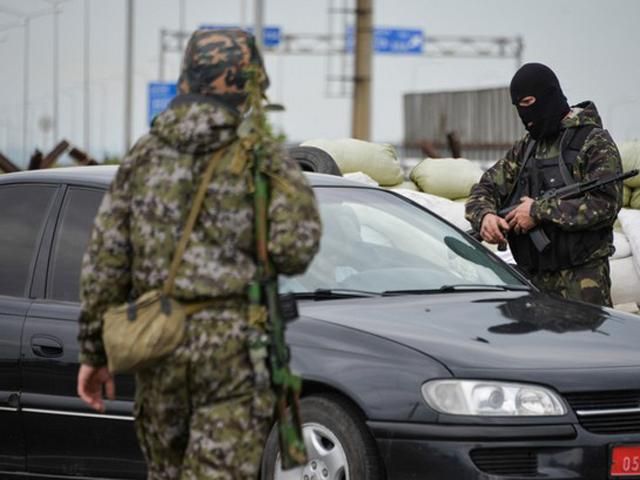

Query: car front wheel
left=261, top=394, right=382, bottom=480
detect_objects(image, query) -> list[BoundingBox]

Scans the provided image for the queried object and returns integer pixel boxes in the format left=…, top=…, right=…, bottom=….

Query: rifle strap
left=506, top=138, right=537, bottom=206
left=557, top=129, right=574, bottom=186
left=557, top=124, right=597, bottom=186
left=163, top=148, right=227, bottom=296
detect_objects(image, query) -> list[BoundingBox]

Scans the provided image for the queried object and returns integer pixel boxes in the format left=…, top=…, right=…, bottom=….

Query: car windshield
left=280, top=186, right=525, bottom=295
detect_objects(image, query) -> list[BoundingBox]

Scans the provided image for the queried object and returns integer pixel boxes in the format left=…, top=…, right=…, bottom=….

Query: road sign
left=148, top=82, right=177, bottom=125
left=199, top=24, right=282, bottom=47
left=346, top=27, right=424, bottom=55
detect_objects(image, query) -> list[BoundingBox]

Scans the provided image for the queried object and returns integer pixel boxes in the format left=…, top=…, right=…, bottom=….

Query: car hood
left=299, top=291, right=640, bottom=371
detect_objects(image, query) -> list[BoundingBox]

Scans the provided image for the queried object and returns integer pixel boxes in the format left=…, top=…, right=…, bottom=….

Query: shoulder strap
left=163, top=148, right=226, bottom=296
left=567, top=124, right=597, bottom=151
left=506, top=138, right=537, bottom=204
left=558, top=125, right=598, bottom=185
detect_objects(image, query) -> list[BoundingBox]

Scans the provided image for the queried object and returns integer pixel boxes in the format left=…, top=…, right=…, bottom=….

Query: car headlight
left=422, top=380, right=566, bottom=416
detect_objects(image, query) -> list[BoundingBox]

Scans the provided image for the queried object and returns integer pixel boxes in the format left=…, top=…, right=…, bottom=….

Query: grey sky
left=1, top=0, right=639, bottom=166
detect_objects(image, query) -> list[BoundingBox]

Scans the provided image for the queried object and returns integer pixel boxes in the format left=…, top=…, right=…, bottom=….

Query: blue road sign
left=199, top=24, right=282, bottom=47
left=148, top=82, right=177, bottom=125
left=346, top=27, right=424, bottom=55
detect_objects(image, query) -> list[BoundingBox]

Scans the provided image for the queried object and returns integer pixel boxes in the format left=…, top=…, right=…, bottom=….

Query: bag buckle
left=127, top=302, right=137, bottom=322
left=161, top=296, right=172, bottom=315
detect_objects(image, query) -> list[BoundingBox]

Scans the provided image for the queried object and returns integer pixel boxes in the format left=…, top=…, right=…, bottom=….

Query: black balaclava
left=509, top=63, right=570, bottom=140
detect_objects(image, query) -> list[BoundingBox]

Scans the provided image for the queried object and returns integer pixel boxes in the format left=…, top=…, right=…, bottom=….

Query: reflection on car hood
left=299, top=291, right=640, bottom=370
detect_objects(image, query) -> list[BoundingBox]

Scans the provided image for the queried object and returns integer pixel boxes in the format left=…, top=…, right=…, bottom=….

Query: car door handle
left=31, top=335, right=64, bottom=358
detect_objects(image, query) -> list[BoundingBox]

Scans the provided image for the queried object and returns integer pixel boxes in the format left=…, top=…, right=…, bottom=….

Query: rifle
left=472, top=169, right=639, bottom=251
left=240, top=66, right=308, bottom=470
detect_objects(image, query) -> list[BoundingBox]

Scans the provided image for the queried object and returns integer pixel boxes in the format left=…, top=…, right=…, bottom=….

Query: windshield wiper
left=292, top=288, right=381, bottom=300
left=383, top=284, right=531, bottom=295
left=439, top=284, right=531, bottom=292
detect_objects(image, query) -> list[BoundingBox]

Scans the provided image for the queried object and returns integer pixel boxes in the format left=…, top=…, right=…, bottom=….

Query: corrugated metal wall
left=403, top=87, right=525, bottom=161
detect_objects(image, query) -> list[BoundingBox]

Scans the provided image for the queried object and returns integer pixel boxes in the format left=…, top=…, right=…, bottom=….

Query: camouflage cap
left=177, top=29, right=269, bottom=110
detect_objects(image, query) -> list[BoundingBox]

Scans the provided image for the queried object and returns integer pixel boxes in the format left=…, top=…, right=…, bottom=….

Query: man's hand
left=480, top=213, right=510, bottom=245
left=77, top=364, right=115, bottom=413
left=505, top=197, right=537, bottom=234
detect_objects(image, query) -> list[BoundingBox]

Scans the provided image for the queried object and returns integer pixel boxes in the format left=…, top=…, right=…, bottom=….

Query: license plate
left=611, top=445, right=640, bottom=477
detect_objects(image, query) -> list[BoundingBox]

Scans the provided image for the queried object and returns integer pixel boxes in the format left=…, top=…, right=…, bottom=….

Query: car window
left=281, top=187, right=522, bottom=293
left=48, top=188, right=104, bottom=302
left=0, top=184, right=58, bottom=297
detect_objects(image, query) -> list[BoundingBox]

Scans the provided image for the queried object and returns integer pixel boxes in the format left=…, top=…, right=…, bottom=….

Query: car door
left=0, top=183, right=60, bottom=474
left=21, top=185, right=145, bottom=478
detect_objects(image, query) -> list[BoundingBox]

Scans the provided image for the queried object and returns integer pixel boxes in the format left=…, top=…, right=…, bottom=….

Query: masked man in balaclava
left=465, top=63, right=623, bottom=306
left=76, top=29, right=321, bottom=478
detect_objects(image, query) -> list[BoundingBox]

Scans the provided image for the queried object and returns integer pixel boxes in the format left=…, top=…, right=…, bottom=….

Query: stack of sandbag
left=342, top=171, right=378, bottom=187
left=612, top=209, right=640, bottom=312
left=409, top=157, right=483, bottom=201
left=301, top=138, right=405, bottom=187
left=391, top=189, right=471, bottom=231
left=619, top=141, right=640, bottom=209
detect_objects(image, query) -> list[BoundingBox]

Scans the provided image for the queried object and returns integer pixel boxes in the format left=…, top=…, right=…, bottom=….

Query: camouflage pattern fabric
left=134, top=304, right=275, bottom=480
left=177, top=28, right=269, bottom=111
left=78, top=29, right=321, bottom=478
left=528, top=257, right=613, bottom=307
left=465, top=101, right=622, bottom=302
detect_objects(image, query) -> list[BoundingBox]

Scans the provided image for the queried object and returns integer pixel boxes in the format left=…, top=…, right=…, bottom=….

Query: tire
left=287, top=146, right=342, bottom=176
left=261, top=394, right=383, bottom=480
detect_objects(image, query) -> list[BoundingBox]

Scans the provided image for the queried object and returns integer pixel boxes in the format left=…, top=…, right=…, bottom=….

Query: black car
left=1, top=166, right=640, bottom=480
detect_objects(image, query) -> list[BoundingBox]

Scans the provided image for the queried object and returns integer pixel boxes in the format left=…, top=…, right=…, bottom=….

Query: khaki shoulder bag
left=103, top=148, right=225, bottom=374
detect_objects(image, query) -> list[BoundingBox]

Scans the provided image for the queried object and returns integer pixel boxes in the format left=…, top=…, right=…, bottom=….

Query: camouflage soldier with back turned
left=76, top=29, right=322, bottom=479
left=465, top=63, right=623, bottom=306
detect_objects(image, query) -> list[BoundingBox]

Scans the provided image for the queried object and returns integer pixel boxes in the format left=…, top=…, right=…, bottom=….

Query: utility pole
left=179, top=0, right=186, bottom=51
left=84, top=0, right=90, bottom=152
left=52, top=3, right=60, bottom=144
left=124, top=0, right=134, bottom=152
left=254, top=0, right=264, bottom=51
left=351, top=0, right=372, bottom=140
left=240, top=0, right=247, bottom=29
left=0, top=5, right=57, bottom=166
left=22, top=18, right=30, bottom=163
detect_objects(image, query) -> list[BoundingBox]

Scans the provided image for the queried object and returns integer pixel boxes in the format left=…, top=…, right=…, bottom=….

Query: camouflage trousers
left=529, top=257, right=613, bottom=307
left=134, top=303, right=275, bottom=480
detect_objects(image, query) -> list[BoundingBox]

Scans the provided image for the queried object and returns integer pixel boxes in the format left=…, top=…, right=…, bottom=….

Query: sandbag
left=394, top=188, right=471, bottom=231
left=631, top=189, right=640, bottom=210
left=410, top=158, right=483, bottom=200
left=613, top=231, right=632, bottom=259
left=623, top=185, right=631, bottom=207
left=343, top=171, right=378, bottom=186
left=388, top=180, right=419, bottom=191
left=611, top=256, right=640, bottom=305
left=619, top=141, right=640, bottom=188
left=617, top=208, right=640, bottom=278
left=301, top=138, right=404, bottom=186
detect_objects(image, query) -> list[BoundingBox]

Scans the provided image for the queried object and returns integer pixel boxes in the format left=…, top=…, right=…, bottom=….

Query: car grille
left=565, top=390, right=640, bottom=434
left=470, top=448, right=538, bottom=476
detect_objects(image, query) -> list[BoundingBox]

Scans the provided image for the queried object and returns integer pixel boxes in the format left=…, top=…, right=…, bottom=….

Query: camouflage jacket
left=465, top=101, right=623, bottom=261
left=78, top=101, right=322, bottom=367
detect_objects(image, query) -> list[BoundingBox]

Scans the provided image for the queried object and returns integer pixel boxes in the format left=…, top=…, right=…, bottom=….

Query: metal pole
left=515, top=36, right=524, bottom=69
left=254, top=0, right=264, bottom=51
left=22, top=18, right=30, bottom=165
left=179, top=0, right=186, bottom=51
left=351, top=0, right=372, bottom=140
left=124, top=0, right=134, bottom=152
left=240, top=0, right=247, bottom=29
left=158, top=29, right=165, bottom=81
left=52, top=4, right=60, bottom=144
left=83, top=0, right=90, bottom=152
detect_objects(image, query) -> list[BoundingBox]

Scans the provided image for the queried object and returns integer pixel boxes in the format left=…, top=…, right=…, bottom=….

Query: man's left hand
left=505, top=197, right=537, bottom=234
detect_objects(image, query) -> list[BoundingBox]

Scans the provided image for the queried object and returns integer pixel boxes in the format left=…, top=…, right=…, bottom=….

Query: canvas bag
left=102, top=148, right=226, bottom=374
